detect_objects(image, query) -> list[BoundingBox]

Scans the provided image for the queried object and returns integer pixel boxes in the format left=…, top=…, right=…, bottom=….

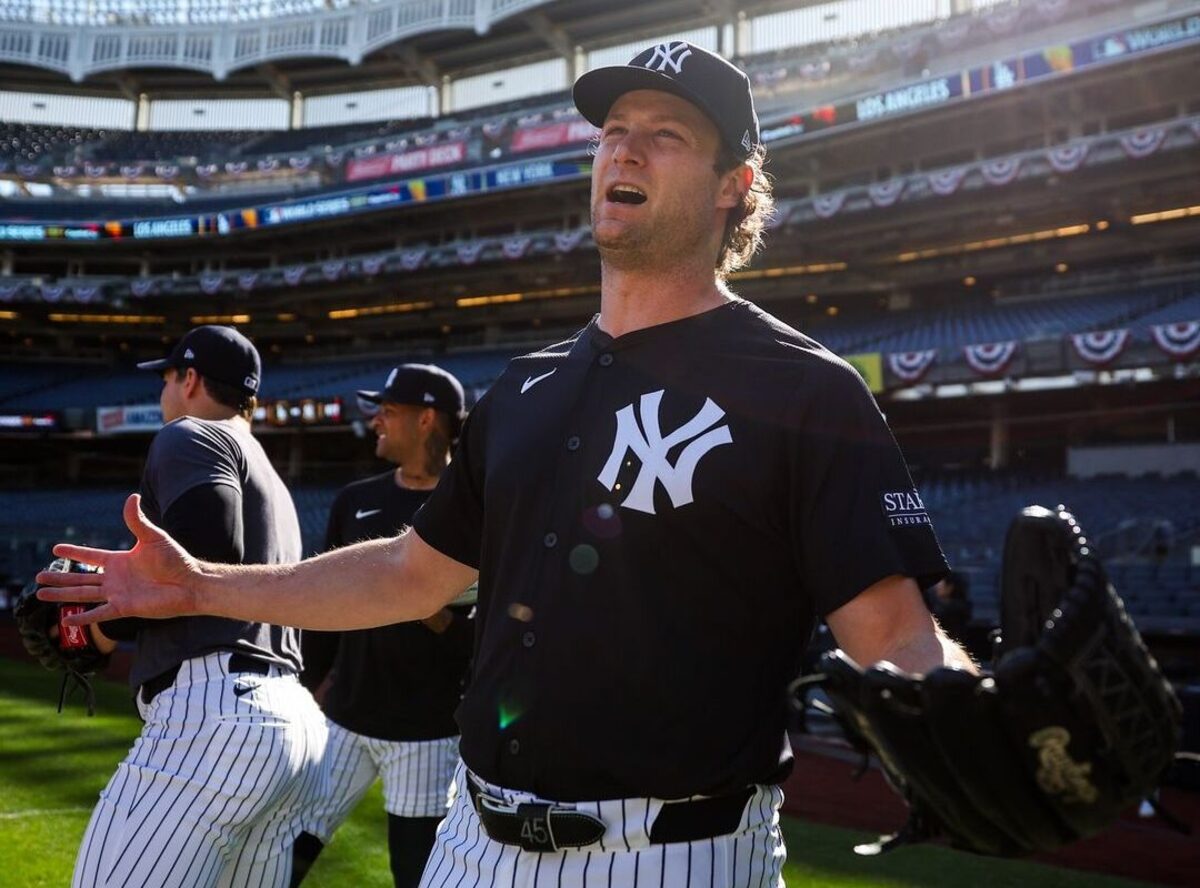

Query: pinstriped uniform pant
left=72, top=652, right=328, bottom=888
left=418, top=763, right=786, bottom=888
left=304, top=719, right=459, bottom=841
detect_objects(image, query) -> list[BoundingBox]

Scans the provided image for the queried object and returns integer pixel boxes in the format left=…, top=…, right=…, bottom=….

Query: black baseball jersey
left=312, top=471, right=473, bottom=741
left=129, top=417, right=303, bottom=690
left=413, top=298, right=948, bottom=801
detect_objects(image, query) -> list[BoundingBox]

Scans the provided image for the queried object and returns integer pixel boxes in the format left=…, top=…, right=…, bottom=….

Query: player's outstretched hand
left=36, top=494, right=200, bottom=625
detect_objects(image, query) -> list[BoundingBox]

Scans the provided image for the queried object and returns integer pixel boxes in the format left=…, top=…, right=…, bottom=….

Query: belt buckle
left=477, top=794, right=559, bottom=852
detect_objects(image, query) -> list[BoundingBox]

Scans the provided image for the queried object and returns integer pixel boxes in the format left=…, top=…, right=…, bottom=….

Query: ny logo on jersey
left=598, top=389, right=732, bottom=515
left=643, top=41, right=692, bottom=75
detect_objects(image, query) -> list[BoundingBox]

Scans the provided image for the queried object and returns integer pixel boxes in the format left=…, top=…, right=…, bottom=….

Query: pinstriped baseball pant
left=72, top=652, right=328, bottom=888
left=304, top=719, right=460, bottom=841
left=418, top=762, right=786, bottom=888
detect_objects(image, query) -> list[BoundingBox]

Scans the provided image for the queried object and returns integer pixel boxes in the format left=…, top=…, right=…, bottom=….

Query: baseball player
left=72, top=325, right=327, bottom=888
left=291, top=365, right=474, bottom=887
left=40, top=44, right=975, bottom=888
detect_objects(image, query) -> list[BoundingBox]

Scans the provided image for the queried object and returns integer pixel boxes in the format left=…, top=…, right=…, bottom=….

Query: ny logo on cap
left=184, top=348, right=195, bottom=360
left=244, top=375, right=259, bottom=392
left=643, top=41, right=692, bottom=75
left=741, top=130, right=753, bottom=152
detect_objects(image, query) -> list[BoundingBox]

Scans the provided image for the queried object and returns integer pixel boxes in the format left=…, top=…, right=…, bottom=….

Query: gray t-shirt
left=129, top=416, right=303, bottom=689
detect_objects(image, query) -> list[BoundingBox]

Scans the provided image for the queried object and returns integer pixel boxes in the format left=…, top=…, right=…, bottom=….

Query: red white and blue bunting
left=1120, top=128, right=1165, bottom=159
left=502, top=236, right=531, bottom=260
left=981, top=157, right=1021, bottom=186
left=887, top=349, right=938, bottom=383
left=1070, top=328, right=1129, bottom=366
left=927, top=167, right=967, bottom=196
left=321, top=259, right=346, bottom=282
left=868, top=179, right=906, bottom=208
left=283, top=265, right=307, bottom=286
left=554, top=230, right=586, bottom=253
left=1151, top=321, right=1200, bottom=360
left=812, top=192, right=846, bottom=219
left=130, top=278, right=156, bottom=298
left=456, top=241, right=485, bottom=265
left=964, top=340, right=1019, bottom=376
left=237, top=271, right=259, bottom=291
left=199, top=272, right=224, bottom=295
left=400, top=248, right=427, bottom=271
left=361, top=255, right=386, bottom=276
left=1047, top=143, right=1088, bottom=173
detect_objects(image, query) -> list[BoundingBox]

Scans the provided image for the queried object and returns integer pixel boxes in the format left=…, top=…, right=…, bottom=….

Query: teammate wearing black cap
left=69, top=325, right=327, bottom=888
left=291, top=365, right=474, bottom=888
left=41, top=45, right=974, bottom=887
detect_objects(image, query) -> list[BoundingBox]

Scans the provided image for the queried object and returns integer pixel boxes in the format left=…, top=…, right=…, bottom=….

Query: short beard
left=422, top=426, right=450, bottom=477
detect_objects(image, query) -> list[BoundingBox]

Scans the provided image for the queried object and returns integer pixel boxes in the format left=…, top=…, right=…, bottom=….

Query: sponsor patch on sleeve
left=881, top=489, right=931, bottom=527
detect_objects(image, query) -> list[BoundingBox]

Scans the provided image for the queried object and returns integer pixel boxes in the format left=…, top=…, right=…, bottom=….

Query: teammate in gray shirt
left=76, top=326, right=327, bottom=888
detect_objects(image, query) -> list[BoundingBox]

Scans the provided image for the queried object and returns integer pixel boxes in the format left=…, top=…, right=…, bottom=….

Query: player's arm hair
left=826, top=574, right=977, bottom=675
left=192, top=528, right=476, bottom=631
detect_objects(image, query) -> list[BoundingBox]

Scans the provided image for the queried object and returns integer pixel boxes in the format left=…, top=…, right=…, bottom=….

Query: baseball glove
left=800, top=505, right=1182, bottom=857
left=13, top=557, right=110, bottom=715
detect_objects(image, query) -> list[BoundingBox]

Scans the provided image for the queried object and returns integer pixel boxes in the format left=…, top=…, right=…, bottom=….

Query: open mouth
left=607, top=184, right=647, bottom=205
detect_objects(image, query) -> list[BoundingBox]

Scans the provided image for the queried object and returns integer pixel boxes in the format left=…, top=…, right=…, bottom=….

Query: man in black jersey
left=292, top=365, right=473, bottom=888
left=72, top=325, right=326, bottom=888
left=42, top=45, right=976, bottom=887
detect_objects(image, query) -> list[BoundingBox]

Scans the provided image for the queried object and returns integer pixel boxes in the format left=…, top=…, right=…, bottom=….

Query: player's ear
left=182, top=367, right=201, bottom=397
left=715, top=163, right=751, bottom=211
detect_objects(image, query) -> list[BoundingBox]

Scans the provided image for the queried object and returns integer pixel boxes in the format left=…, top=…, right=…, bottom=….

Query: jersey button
left=543, top=532, right=558, bottom=548
left=508, top=739, right=521, bottom=755
left=522, top=631, right=536, bottom=648
left=566, top=436, right=581, bottom=451
left=598, top=353, right=614, bottom=367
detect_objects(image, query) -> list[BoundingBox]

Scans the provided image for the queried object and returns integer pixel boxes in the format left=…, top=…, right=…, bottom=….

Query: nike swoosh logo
left=355, top=508, right=382, bottom=520
left=521, top=369, right=557, bottom=394
left=233, top=683, right=258, bottom=698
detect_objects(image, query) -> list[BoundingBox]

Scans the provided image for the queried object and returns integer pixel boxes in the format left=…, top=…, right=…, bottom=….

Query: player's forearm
left=883, top=624, right=978, bottom=675
left=193, top=532, right=446, bottom=630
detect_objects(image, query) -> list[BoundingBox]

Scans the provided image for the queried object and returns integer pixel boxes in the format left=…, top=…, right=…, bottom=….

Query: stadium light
left=327, top=301, right=434, bottom=319
left=48, top=313, right=165, bottom=324
left=0, top=311, right=18, bottom=320
left=729, top=261, right=847, bottom=281
left=191, top=314, right=250, bottom=324
left=895, top=223, right=1090, bottom=262
left=1130, top=204, right=1200, bottom=225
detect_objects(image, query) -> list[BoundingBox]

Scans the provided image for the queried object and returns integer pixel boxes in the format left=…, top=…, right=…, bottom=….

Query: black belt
left=140, top=652, right=272, bottom=705
left=467, top=778, right=754, bottom=853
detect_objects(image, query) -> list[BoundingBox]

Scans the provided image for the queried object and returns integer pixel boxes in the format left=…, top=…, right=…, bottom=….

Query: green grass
left=0, top=657, right=1153, bottom=887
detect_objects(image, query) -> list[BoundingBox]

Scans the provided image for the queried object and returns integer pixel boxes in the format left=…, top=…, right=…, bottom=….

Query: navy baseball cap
left=357, top=364, right=465, bottom=418
left=137, top=325, right=261, bottom=395
left=573, top=41, right=760, bottom=160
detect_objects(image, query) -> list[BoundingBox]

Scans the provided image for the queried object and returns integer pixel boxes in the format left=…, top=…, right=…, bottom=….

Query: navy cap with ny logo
left=573, top=41, right=760, bottom=159
left=136, top=325, right=262, bottom=395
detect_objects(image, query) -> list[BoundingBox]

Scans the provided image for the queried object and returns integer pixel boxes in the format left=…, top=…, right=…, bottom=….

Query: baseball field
left=0, top=657, right=1152, bottom=888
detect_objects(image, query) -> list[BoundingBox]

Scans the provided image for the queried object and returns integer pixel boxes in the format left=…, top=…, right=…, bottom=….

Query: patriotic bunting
left=1120, top=128, right=1165, bottom=159
left=812, top=192, right=846, bottom=219
left=199, top=272, right=224, bottom=295
left=457, top=241, right=486, bottom=265
left=321, top=260, right=346, bottom=281
left=325, top=152, right=345, bottom=168
left=361, top=256, right=386, bottom=276
left=73, top=284, right=101, bottom=303
left=1070, top=329, right=1129, bottom=366
left=17, top=164, right=39, bottom=178
left=85, top=162, right=108, bottom=178
left=130, top=278, right=156, bottom=298
left=196, top=164, right=218, bottom=178
left=1151, top=321, right=1200, bottom=359
left=41, top=284, right=66, bottom=303
left=224, top=161, right=248, bottom=175
left=935, top=18, right=972, bottom=48
left=283, top=265, right=307, bottom=286
left=155, top=164, right=179, bottom=179
left=964, top=341, right=1019, bottom=376
left=1035, top=0, right=1069, bottom=21
left=400, top=248, right=427, bottom=271
left=288, top=156, right=311, bottom=171
left=981, top=157, right=1021, bottom=186
left=237, top=271, right=259, bottom=291
left=1047, top=143, right=1088, bottom=173
left=0, top=282, right=22, bottom=301
left=554, top=230, right=586, bottom=253
left=985, top=6, right=1021, bottom=34
left=501, top=237, right=531, bottom=260
left=928, top=167, right=967, bottom=196
left=257, top=158, right=280, bottom=172
left=53, top=165, right=77, bottom=177
left=120, top=164, right=144, bottom=179
left=868, top=179, right=906, bottom=208
left=888, top=350, right=938, bottom=383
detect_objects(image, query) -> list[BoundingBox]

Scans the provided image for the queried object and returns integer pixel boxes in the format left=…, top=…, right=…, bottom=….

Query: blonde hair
left=714, top=144, right=774, bottom=277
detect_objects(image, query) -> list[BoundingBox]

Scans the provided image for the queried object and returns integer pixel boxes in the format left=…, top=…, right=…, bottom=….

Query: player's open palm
left=36, top=493, right=200, bottom=623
